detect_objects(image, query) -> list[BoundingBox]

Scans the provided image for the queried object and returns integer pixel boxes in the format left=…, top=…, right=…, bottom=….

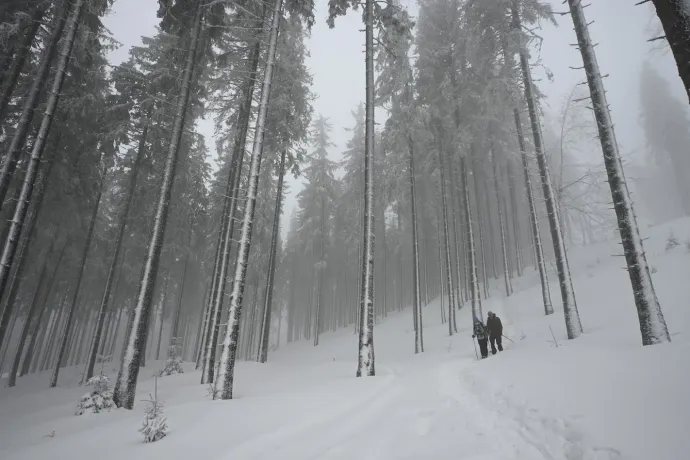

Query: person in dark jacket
left=486, top=311, right=503, bottom=355
left=472, top=318, right=489, bottom=359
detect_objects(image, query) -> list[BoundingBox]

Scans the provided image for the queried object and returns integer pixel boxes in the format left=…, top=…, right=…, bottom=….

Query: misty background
left=104, top=0, right=688, bottom=233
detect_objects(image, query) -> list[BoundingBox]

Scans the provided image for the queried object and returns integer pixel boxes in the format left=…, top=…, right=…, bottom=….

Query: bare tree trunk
left=214, top=0, right=283, bottom=399
left=514, top=109, right=553, bottom=315
left=21, top=241, right=66, bottom=377
left=85, top=114, right=149, bottom=381
left=490, top=137, right=512, bottom=296
left=471, top=156, right=490, bottom=300
left=648, top=0, right=690, bottom=103
left=7, top=237, right=55, bottom=387
left=436, top=132, right=456, bottom=336
left=113, top=0, right=204, bottom=409
left=201, top=26, right=263, bottom=385
left=512, top=0, right=581, bottom=337
left=568, top=0, right=670, bottom=344
left=461, top=155, right=482, bottom=323
left=51, top=169, right=106, bottom=388
left=258, top=150, right=286, bottom=363
left=0, top=136, right=59, bottom=349
left=507, top=160, right=524, bottom=277
left=155, top=276, right=170, bottom=361
left=408, top=132, right=423, bottom=353
left=0, top=0, right=67, bottom=207
left=0, top=4, right=46, bottom=128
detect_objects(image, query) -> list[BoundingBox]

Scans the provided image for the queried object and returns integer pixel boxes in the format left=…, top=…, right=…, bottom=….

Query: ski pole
left=472, top=336, right=479, bottom=360
left=502, top=334, right=515, bottom=343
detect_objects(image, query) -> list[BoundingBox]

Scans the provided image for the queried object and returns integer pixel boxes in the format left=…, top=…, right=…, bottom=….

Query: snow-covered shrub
left=140, top=377, right=167, bottom=443
left=75, top=375, right=116, bottom=415
left=665, top=232, right=679, bottom=251
left=157, top=344, right=183, bottom=377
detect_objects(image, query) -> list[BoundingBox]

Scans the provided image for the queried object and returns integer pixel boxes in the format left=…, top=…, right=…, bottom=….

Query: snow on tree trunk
left=7, top=241, right=53, bottom=387
left=507, top=160, right=524, bottom=277
left=51, top=160, right=107, bottom=388
left=258, top=150, right=286, bottom=363
left=436, top=132, right=456, bottom=337
left=356, top=0, right=376, bottom=378
left=408, top=133, right=423, bottom=353
left=201, top=32, right=262, bottom=386
left=113, top=0, right=204, bottom=410
left=214, top=0, right=283, bottom=399
left=0, top=137, right=58, bottom=352
left=86, top=115, right=149, bottom=381
left=435, top=194, right=446, bottom=325
left=512, top=0, right=581, bottom=338
left=490, top=138, right=513, bottom=296
left=514, top=108, right=554, bottom=315
left=649, top=0, right=690, bottom=103
left=0, top=0, right=67, bottom=207
left=568, top=0, right=671, bottom=345
left=21, top=240, right=65, bottom=377
left=0, top=5, right=45, bottom=128
left=461, top=155, right=482, bottom=324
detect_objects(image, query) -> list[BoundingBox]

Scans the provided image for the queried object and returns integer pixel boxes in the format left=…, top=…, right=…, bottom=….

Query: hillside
left=1, top=218, right=689, bottom=460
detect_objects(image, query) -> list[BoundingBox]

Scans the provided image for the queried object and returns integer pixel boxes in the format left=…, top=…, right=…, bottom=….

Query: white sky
left=103, top=0, right=687, bottom=233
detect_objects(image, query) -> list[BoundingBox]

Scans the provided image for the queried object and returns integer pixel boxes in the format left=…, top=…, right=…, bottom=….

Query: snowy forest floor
left=1, top=219, right=689, bottom=459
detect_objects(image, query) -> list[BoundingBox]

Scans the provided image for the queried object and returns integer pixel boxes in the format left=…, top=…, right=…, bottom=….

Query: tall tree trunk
left=507, top=160, right=524, bottom=277
left=355, top=0, right=376, bottom=378
left=21, top=241, right=66, bottom=377
left=0, top=0, right=68, bottom=207
left=114, top=0, right=203, bottom=409
left=201, top=26, right=263, bottom=386
left=7, top=236, right=56, bottom=387
left=490, top=137, right=512, bottom=296
left=314, top=196, right=326, bottom=347
left=258, top=150, right=286, bottom=363
left=155, top=276, right=169, bottom=361
left=514, top=109, right=553, bottom=315
left=214, top=0, right=283, bottom=399
left=85, top=115, right=149, bottom=380
left=0, top=0, right=82, bottom=345
left=568, top=1, right=670, bottom=344
left=0, top=5, right=46, bottom=128
left=50, top=169, right=106, bottom=388
left=512, top=0, right=581, bottom=337
left=471, top=156, right=490, bottom=299
left=436, top=132, right=456, bottom=336
left=0, top=136, right=58, bottom=348
left=408, top=132, right=423, bottom=353
left=171, top=256, right=189, bottom=344
left=461, top=155, right=482, bottom=323
left=649, top=0, right=690, bottom=103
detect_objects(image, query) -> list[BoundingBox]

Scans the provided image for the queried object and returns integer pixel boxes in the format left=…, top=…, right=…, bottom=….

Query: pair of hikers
left=472, top=311, right=503, bottom=359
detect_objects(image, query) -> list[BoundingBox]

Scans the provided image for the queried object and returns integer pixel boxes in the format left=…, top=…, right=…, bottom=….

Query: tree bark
left=408, top=132, right=423, bottom=353
left=512, top=0, right=581, bottom=337
left=490, top=137, right=513, bottom=296
left=258, top=150, right=286, bottom=363
left=568, top=0, right=670, bottom=344
left=0, top=0, right=67, bottom=207
left=649, top=0, right=690, bottom=103
left=435, top=130, right=456, bottom=336
left=214, top=0, right=284, bottom=399
left=114, top=0, right=203, bottom=409
left=50, top=168, right=106, bottom=388
left=201, top=25, right=263, bottom=386
left=85, top=114, right=149, bottom=380
left=0, top=4, right=46, bottom=128
left=461, top=155, right=482, bottom=324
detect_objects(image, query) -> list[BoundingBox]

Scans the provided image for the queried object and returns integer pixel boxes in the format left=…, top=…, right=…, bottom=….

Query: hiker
left=472, top=318, right=489, bottom=359
left=486, top=311, right=503, bottom=355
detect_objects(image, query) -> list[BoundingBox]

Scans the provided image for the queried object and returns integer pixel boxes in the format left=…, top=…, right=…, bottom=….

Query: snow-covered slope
left=1, top=219, right=689, bottom=459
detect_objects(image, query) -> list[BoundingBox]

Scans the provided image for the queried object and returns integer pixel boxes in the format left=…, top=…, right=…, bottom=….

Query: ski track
left=218, top=358, right=624, bottom=460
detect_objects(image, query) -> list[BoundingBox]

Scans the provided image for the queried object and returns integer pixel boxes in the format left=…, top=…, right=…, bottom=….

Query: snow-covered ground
left=1, top=218, right=689, bottom=459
